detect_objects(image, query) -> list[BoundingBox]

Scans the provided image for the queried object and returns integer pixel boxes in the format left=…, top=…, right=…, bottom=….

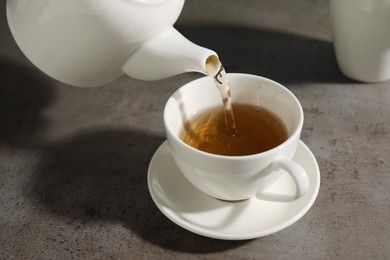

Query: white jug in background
left=7, top=0, right=217, bottom=87
left=330, top=0, right=390, bottom=82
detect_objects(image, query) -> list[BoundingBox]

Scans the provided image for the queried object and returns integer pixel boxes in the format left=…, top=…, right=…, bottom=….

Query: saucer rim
left=147, top=140, right=320, bottom=240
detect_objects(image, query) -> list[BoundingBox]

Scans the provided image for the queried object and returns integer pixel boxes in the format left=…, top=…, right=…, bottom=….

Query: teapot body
left=7, top=0, right=185, bottom=86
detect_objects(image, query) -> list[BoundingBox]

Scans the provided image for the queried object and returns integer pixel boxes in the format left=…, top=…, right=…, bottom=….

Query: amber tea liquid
left=205, top=56, right=236, bottom=131
left=180, top=103, right=288, bottom=156
left=181, top=56, right=288, bottom=156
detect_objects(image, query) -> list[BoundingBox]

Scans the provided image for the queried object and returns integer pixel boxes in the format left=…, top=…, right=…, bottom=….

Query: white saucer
left=147, top=140, right=320, bottom=240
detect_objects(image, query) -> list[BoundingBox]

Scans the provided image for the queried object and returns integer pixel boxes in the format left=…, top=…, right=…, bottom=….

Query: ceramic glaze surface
left=330, top=0, right=390, bottom=82
left=148, top=140, right=320, bottom=240
left=7, top=0, right=216, bottom=86
left=164, top=74, right=309, bottom=201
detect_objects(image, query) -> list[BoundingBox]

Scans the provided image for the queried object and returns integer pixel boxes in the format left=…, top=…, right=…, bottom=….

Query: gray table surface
left=1, top=0, right=389, bottom=259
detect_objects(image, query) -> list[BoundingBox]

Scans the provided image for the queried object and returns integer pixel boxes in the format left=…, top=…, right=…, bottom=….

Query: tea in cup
left=164, top=73, right=309, bottom=201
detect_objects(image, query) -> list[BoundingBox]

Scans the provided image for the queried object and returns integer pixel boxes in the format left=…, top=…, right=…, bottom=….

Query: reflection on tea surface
left=180, top=103, right=287, bottom=156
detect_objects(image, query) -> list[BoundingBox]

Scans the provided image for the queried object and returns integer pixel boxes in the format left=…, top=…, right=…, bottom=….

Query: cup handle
left=269, top=158, right=310, bottom=199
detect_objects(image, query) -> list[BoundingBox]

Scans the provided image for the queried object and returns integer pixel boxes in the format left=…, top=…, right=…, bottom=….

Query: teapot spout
left=122, top=27, right=218, bottom=80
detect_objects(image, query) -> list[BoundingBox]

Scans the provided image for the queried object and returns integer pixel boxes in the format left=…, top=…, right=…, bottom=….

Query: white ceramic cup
left=330, top=0, right=390, bottom=82
left=164, top=73, right=309, bottom=201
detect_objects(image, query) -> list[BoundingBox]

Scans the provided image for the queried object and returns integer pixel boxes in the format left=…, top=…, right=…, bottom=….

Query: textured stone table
left=1, top=0, right=389, bottom=259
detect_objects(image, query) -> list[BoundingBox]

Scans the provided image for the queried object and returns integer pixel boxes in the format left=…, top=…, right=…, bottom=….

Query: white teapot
left=7, top=0, right=217, bottom=86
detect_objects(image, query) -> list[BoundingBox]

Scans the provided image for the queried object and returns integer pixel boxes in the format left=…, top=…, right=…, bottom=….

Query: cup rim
left=164, top=73, right=304, bottom=160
